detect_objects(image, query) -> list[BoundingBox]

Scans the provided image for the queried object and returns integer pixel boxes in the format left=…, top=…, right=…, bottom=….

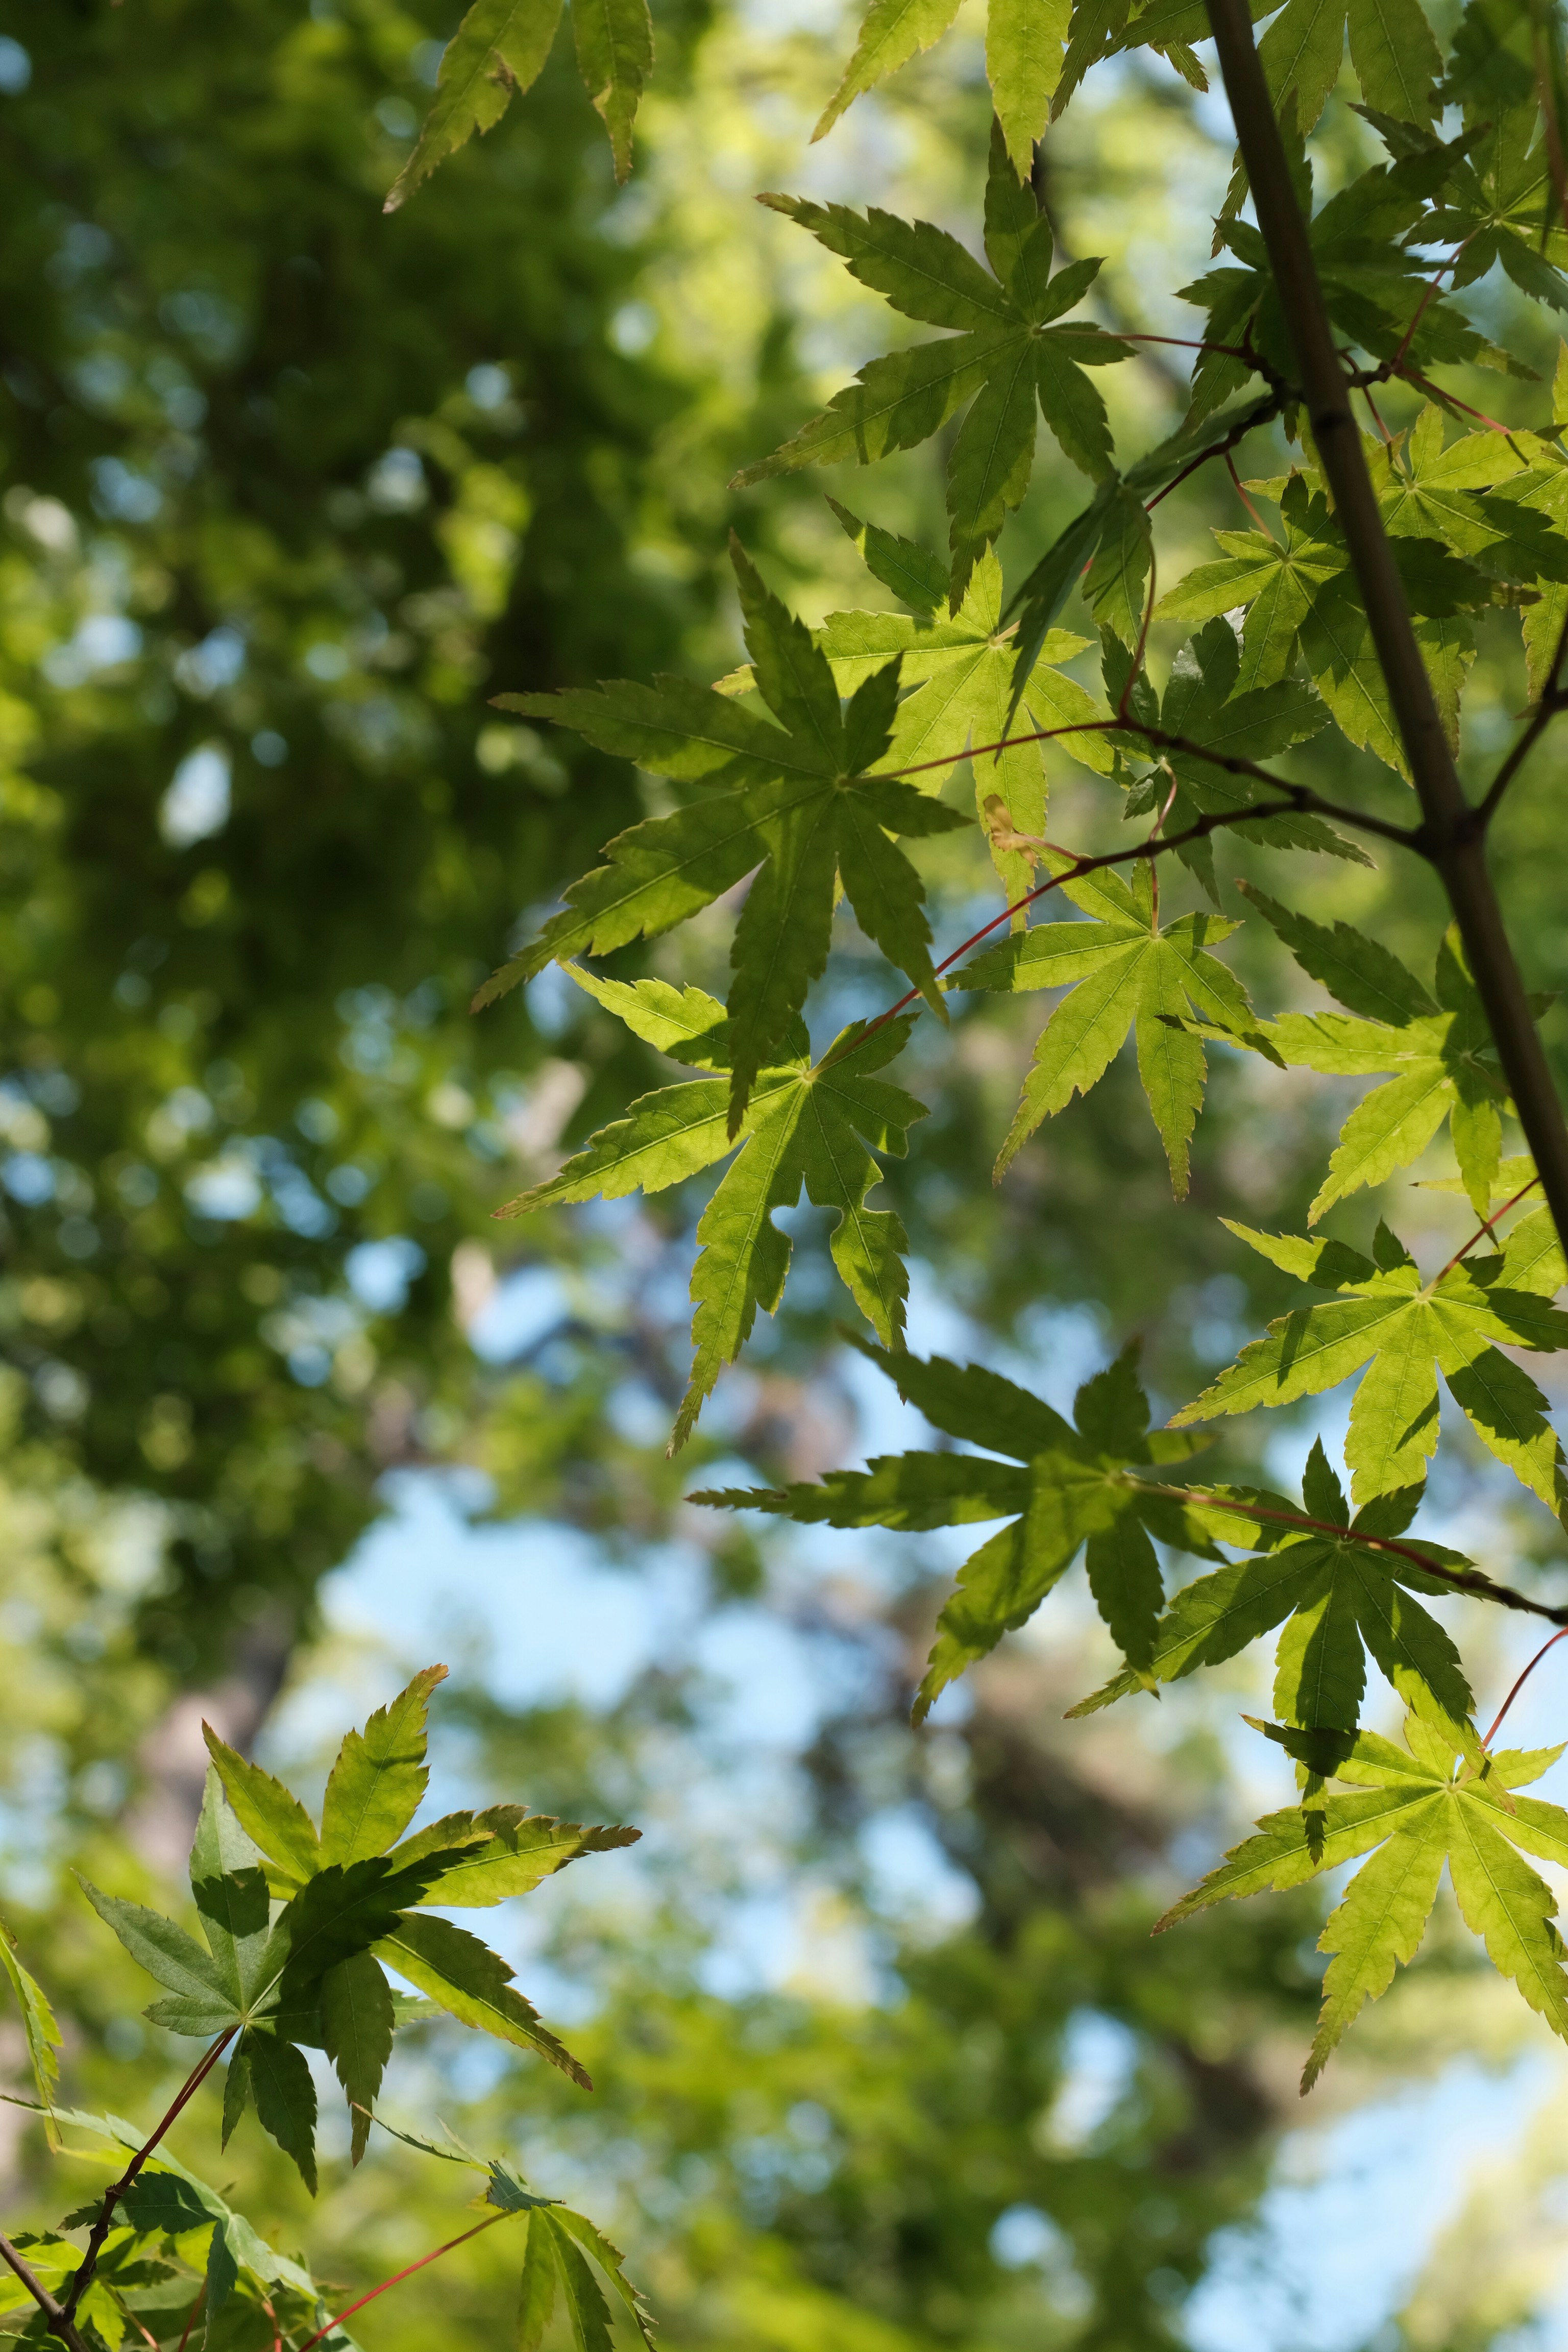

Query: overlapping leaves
left=805, top=505, right=1113, bottom=903
left=696, top=1340, right=1217, bottom=1715
left=736, top=129, right=1132, bottom=603
left=483, top=538, right=967, bottom=1134
left=1184, top=121, right=1521, bottom=422
left=1233, top=888, right=1526, bottom=1218
left=500, top=971, right=925, bottom=1450
left=1155, top=451, right=1545, bottom=770
left=1072, top=1438, right=1478, bottom=1742
left=20, top=2101, right=339, bottom=2347
left=1161, top=1716, right=1568, bottom=2091
left=1109, top=619, right=1361, bottom=904
left=84, top=1665, right=636, bottom=2187
left=1172, top=1210, right=1568, bottom=1510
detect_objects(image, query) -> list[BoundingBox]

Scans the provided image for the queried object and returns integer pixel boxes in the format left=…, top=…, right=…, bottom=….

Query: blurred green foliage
left=2, top=3, right=1564, bottom=2348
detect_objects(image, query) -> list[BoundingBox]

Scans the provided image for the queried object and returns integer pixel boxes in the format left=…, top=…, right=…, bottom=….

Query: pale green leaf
left=812, top=0, right=963, bottom=141
left=988, top=0, right=1071, bottom=170
left=320, top=1664, right=447, bottom=1868
left=1303, top=1806, right=1446, bottom=2090
left=1446, top=1803, right=1568, bottom=2042
left=201, top=1726, right=322, bottom=1889
left=0, top=1919, right=60, bottom=2145
left=1346, top=0, right=1440, bottom=121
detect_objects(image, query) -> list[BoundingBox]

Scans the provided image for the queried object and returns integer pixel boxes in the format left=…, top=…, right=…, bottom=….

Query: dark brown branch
left=0, top=2233, right=89, bottom=2352
left=1205, top=0, right=1568, bottom=1259
left=1139, top=1484, right=1568, bottom=1629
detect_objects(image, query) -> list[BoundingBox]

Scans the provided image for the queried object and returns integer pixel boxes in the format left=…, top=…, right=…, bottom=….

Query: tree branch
left=1204, top=0, right=1568, bottom=1257
left=0, top=2233, right=90, bottom=2352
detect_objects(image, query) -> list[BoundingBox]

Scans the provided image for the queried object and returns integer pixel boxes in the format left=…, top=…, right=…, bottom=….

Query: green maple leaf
left=1372, top=405, right=1566, bottom=580
left=363, top=2117, right=654, bottom=2352
left=19, top=2103, right=331, bottom=2333
left=94, top=1665, right=640, bottom=2183
left=1236, top=885, right=1528, bottom=1219
left=1427, top=91, right=1568, bottom=312
left=386, top=0, right=653, bottom=205
left=1110, top=620, right=1363, bottom=905
left=1154, top=475, right=1352, bottom=688
left=694, top=1338, right=1216, bottom=1717
left=1171, top=1209, right=1568, bottom=1511
left=1056, top=0, right=1441, bottom=131
left=1185, top=128, right=1516, bottom=429
left=0, top=1917, right=61, bottom=2148
left=482, top=537, right=968, bottom=1134
left=949, top=845, right=1270, bottom=1194
left=733, top=128, right=1132, bottom=603
left=1157, top=465, right=1504, bottom=771
left=1160, top=1713, right=1568, bottom=2090
left=1072, top=1437, right=1477, bottom=1742
left=809, top=0, right=1268, bottom=170
left=996, top=394, right=1282, bottom=701
left=809, top=506, right=1113, bottom=907
left=516, top=2205, right=658, bottom=2352
left=498, top=970, right=926, bottom=1449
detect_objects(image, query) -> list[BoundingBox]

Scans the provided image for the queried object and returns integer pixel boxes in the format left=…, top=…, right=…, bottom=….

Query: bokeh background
left=6, top=4, right=1568, bottom=2347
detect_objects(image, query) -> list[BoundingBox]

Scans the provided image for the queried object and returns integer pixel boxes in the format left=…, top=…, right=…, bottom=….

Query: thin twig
left=1115, top=332, right=1253, bottom=357
left=1393, top=245, right=1467, bottom=370
left=174, top=2283, right=207, bottom=2352
left=1146, top=395, right=1284, bottom=512
left=1434, top=1174, right=1542, bottom=1284
left=1140, top=1483, right=1568, bottom=1628
left=1485, top=1626, right=1568, bottom=1746
left=816, top=780, right=1404, bottom=1075
left=1359, top=381, right=1393, bottom=441
left=293, top=2212, right=512, bottom=2352
left=1392, top=361, right=1513, bottom=434
left=1477, top=602, right=1568, bottom=826
left=0, top=2232, right=89, bottom=2352
left=1226, top=450, right=1274, bottom=536
left=117, top=2300, right=160, bottom=2350
left=62, top=2029, right=236, bottom=2321
left=881, top=709, right=1423, bottom=849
